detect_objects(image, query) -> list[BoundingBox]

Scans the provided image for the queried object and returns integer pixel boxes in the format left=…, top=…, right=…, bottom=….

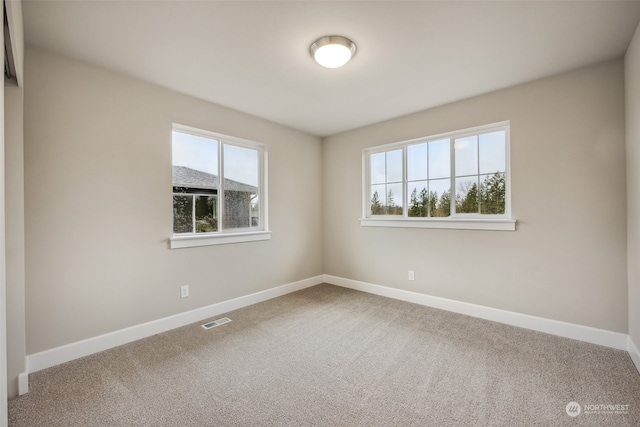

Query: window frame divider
left=361, top=120, right=515, bottom=230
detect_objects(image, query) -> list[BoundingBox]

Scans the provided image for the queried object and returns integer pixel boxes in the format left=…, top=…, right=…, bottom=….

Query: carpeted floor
left=8, top=284, right=640, bottom=426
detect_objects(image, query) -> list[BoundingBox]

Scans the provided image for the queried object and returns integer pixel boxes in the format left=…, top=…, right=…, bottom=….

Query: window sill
left=359, top=217, right=516, bottom=231
left=170, top=231, right=272, bottom=249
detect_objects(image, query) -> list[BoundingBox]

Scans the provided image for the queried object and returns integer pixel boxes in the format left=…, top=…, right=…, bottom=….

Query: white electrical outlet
left=180, top=285, right=189, bottom=298
left=408, top=270, right=415, bottom=281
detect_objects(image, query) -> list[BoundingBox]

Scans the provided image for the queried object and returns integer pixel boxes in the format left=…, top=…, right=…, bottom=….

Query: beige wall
left=323, top=59, right=627, bottom=332
left=5, top=85, right=25, bottom=398
left=18, top=44, right=634, bottom=366
left=23, top=48, right=323, bottom=354
left=626, top=22, right=640, bottom=348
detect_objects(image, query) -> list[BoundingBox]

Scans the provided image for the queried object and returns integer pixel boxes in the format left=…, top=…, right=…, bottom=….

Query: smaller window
left=170, top=125, right=270, bottom=248
left=362, top=121, right=515, bottom=231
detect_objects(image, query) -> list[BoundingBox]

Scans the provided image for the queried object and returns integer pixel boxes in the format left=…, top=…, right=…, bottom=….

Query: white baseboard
left=323, top=275, right=629, bottom=351
left=18, top=372, right=28, bottom=396
left=26, top=275, right=324, bottom=377
left=23, top=274, right=639, bottom=393
left=628, top=336, right=640, bottom=374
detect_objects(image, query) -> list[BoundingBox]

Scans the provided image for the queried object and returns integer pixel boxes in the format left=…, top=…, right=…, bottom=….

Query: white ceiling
left=22, top=0, right=640, bottom=137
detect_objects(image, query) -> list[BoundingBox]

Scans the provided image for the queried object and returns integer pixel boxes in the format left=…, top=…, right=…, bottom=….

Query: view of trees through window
left=367, top=126, right=508, bottom=218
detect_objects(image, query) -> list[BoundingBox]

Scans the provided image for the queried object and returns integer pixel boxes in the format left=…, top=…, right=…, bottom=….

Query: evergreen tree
left=371, top=191, right=383, bottom=215
left=386, top=189, right=395, bottom=214
left=428, top=191, right=438, bottom=217
left=457, top=182, right=479, bottom=213
left=409, top=188, right=421, bottom=217
left=436, top=190, right=451, bottom=217
left=480, top=172, right=505, bottom=214
left=418, top=188, right=429, bottom=217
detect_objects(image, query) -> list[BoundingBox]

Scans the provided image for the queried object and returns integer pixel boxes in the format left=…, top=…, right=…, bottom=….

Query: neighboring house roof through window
left=172, top=166, right=257, bottom=193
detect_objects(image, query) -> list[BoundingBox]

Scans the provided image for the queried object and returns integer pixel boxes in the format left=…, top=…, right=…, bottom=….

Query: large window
left=170, top=125, right=269, bottom=248
left=362, top=121, right=514, bottom=231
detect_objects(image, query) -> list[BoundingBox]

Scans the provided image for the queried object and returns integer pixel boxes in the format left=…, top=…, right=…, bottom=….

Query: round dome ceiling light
left=310, top=35, right=357, bottom=68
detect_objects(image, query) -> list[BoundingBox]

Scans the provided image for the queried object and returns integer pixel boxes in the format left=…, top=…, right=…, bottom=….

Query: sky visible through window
left=370, top=132, right=505, bottom=185
left=172, top=131, right=218, bottom=175
left=172, top=131, right=258, bottom=187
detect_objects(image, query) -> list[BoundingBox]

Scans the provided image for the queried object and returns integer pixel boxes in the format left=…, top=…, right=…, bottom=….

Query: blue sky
left=172, top=131, right=259, bottom=186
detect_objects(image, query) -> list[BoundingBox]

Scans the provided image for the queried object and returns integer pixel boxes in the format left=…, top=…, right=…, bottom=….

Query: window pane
left=173, top=195, right=193, bottom=233
left=479, top=131, right=506, bottom=174
left=370, top=184, right=386, bottom=215
left=370, top=149, right=403, bottom=216
left=223, top=144, right=260, bottom=230
left=224, top=190, right=255, bottom=229
left=386, top=182, right=403, bottom=215
left=370, top=152, right=386, bottom=185
left=172, top=131, right=219, bottom=234
left=172, top=131, right=219, bottom=176
left=408, top=181, right=428, bottom=217
left=480, top=173, right=505, bottom=214
left=429, top=178, right=451, bottom=217
left=454, top=135, right=478, bottom=177
left=224, top=144, right=259, bottom=188
left=455, top=176, right=480, bottom=214
left=195, top=195, right=217, bottom=233
left=386, top=149, right=403, bottom=183
left=407, top=143, right=428, bottom=181
left=429, top=138, right=450, bottom=179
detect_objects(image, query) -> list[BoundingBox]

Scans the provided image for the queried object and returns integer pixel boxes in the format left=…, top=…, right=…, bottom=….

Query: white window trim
left=170, top=230, right=272, bottom=249
left=170, top=124, right=270, bottom=249
left=361, top=121, right=515, bottom=231
left=360, top=217, right=516, bottom=231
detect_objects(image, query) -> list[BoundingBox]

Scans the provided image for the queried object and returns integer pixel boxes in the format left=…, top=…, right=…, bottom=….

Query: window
left=362, top=121, right=515, bottom=231
left=170, top=124, right=270, bottom=248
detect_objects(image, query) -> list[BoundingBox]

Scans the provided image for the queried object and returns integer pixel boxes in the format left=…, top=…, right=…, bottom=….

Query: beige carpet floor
left=8, top=284, right=640, bottom=426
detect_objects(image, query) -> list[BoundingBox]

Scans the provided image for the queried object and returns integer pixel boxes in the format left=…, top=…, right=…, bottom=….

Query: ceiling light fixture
left=310, top=35, right=357, bottom=68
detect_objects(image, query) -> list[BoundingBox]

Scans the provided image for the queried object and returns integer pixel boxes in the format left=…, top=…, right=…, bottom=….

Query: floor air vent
left=201, top=317, right=232, bottom=330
